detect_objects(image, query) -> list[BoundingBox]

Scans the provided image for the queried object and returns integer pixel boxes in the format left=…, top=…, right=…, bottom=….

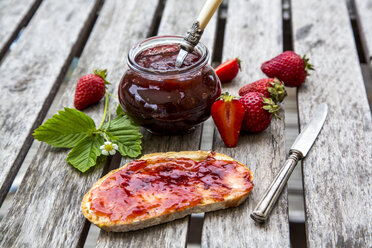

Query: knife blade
left=290, top=103, right=328, bottom=157
left=250, top=103, right=328, bottom=223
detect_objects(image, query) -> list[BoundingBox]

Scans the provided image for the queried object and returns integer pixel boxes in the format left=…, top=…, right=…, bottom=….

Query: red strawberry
left=239, top=92, right=280, bottom=133
left=74, top=69, right=109, bottom=110
left=215, top=57, right=241, bottom=83
left=238, top=78, right=287, bottom=103
left=261, top=51, right=314, bottom=87
left=211, top=93, right=245, bottom=147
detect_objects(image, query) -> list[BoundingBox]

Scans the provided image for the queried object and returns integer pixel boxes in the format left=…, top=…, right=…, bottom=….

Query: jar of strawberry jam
left=119, top=36, right=221, bottom=135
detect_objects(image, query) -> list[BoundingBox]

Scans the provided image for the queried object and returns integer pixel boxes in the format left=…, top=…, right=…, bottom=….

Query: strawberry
left=215, top=57, right=241, bottom=83
left=74, top=69, right=110, bottom=110
left=238, top=78, right=287, bottom=103
left=211, top=93, right=245, bottom=147
left=239, top=92, right=280, bottom=133
left=261, top=51, right=314, bottom=87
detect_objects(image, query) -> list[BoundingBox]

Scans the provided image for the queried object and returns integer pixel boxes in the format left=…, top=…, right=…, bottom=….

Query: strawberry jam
left=89, top=156, right=253, bottom=223
left=118, top=36, right=221, bottom=134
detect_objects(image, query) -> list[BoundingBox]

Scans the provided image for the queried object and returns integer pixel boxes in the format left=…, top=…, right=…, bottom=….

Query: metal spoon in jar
left=175, top=0, right=223, bottom=68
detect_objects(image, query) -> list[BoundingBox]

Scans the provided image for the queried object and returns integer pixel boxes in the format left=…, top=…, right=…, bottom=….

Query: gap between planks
left=0, top=0, right=43, bottom=62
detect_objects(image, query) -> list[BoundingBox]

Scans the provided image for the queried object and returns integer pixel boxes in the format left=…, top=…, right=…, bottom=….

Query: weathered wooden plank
left=202, top=0, right=290, bottom=247
left=96, top=1, right=218, bottom=247
left=0, top=0, right=160, bottom=247
left=0, top=0, right=100, bottom=207
left=291, top=0, right=372, bottom=247
left=355, top=0, right=372, bottom=62
left=0, top=0, right=42, bottom=59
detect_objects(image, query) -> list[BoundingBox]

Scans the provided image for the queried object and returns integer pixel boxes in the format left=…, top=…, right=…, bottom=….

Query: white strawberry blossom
left=100, top=141, right=118, bottom=156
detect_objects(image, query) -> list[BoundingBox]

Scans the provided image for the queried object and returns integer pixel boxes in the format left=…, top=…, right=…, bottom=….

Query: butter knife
left=251, top=103, right=328, bottom=223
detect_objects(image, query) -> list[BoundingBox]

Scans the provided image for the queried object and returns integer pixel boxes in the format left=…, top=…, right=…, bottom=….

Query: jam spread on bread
left=89, top=156, right=253, bottom=223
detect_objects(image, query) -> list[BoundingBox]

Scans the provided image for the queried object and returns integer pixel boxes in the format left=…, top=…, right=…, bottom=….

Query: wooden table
left=0, top=0, right=371, bottom=247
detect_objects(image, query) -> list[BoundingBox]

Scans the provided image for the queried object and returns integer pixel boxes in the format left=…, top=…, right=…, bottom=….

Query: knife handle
left=250, top=150, right=302, bottom=223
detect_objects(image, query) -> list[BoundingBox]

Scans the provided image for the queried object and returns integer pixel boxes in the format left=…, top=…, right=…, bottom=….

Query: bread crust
left=81, top=151, right=253, bottom=232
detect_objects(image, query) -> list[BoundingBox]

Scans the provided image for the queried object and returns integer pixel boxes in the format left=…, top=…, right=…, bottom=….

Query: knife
left=250, top=103, right=328, bottom=223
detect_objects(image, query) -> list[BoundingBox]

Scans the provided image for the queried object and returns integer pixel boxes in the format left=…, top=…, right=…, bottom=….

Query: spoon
left=175, top=0, right=223, bottom=68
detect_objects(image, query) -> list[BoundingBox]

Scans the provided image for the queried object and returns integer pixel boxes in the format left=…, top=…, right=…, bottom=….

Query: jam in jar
left=118, top=36, right=221, bottom=135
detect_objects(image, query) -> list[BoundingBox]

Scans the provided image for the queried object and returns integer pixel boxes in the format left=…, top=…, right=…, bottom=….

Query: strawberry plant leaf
left=66, top=134, right=104, bottom=172
left=33, top=108, right=96, bottom=148
left=102, top=115, right=142, bottom=158
left=116, top=104, right=126, bottom=117
left=104, top=131, right=119, bottom=141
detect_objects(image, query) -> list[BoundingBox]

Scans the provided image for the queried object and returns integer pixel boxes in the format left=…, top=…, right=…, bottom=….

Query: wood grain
left=0, top=0, right=100, bottom=207
left=96, top=0, right=218, bottom=247
left=201, top=0, right=290, bottom=247
left=0, top=0, right=160, bottom=247
left=0, top=0, right=42, bottom=59
left=291, top=0, right=372, bottom=247
left=355, top=0, right=372, bottom=62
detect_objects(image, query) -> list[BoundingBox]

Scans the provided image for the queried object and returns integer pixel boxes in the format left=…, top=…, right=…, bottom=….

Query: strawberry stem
left=107, top=95, right=111, bottom=130
left=98, top=92, right=110, bottom=130
left=106, top=90, right=118, bottom=99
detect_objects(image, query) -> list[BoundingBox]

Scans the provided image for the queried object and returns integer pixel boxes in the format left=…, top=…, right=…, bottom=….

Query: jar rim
left=127, top=35, right=209, bottom=75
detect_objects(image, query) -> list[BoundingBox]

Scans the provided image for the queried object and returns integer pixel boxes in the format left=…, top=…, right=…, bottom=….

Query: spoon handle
left=175, top=0, right=222, bottom=68
left=197, top=0, right=223, bottom=30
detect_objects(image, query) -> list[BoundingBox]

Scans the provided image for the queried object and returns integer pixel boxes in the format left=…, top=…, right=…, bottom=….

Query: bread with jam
left=81, top=151, right=254, bottom=232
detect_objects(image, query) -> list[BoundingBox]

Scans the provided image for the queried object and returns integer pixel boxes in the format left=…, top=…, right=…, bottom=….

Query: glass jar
left=118, top=36, right=221, bottom=135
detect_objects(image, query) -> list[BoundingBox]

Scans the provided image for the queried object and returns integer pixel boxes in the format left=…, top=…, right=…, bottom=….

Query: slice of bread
left=82, top=151, right=253, bottom=232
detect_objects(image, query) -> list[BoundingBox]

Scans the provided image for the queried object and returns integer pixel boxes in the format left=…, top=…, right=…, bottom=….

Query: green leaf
left=116, top=104, right=126, bottom=117
left=66, top=134, right=104, bottom=172
left=104, top=131, right=119, bottom=141
left=102, top=116, right=142, bottom=158
left=94, top=69, right=110, bottom=85
left=33, top=108, right=96, bottom=148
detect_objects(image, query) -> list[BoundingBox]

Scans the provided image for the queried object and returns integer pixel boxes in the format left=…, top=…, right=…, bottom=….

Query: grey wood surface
left=1, top=0, right=370, bottom=247
left=201, top=0, right=290, bottom=247
left=355, top=0, right=372, bottom=62
left=0, top=0, right=100, bottom=207
left=0, top=0, right=160, bottom=247
left=96, top=0, right=218, bottom=247
left=0, top=0, right=41, bottom=59
left=292, top=0, right=372, bottom=247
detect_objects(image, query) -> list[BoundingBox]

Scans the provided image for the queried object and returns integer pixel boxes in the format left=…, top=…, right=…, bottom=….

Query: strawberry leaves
left=33, top=106, right=142, bottom=173
left=66, top=134, right=104, bottom=172
left=116, top=103, right=126, bottom=117
left=94, top=69, right=110, bottom=85
left=302, top=54, right=315, bottom=76
left=102, top=114, right=142, bottom=158
left=34, top=69, right=142, bottom=173
left=267, top=78, right=287, bottom=103
left=33, top=108, right=96, bottom=148
left=262, top=97, right=281, bottom=119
